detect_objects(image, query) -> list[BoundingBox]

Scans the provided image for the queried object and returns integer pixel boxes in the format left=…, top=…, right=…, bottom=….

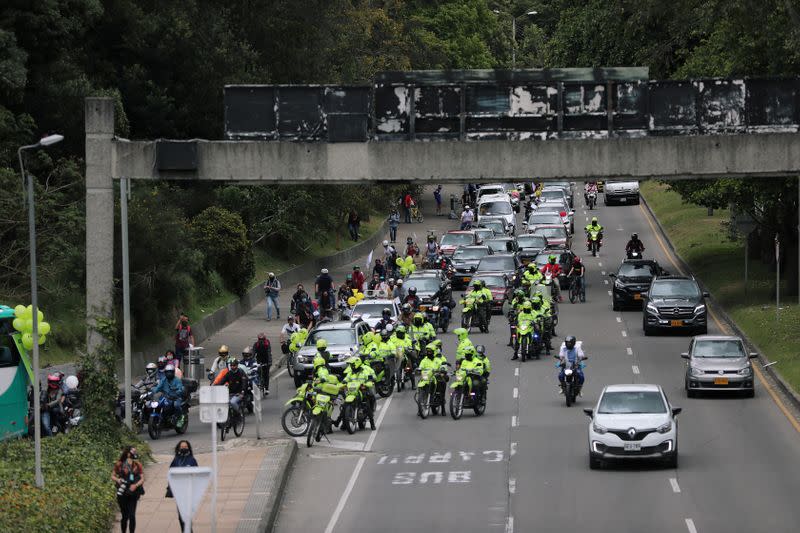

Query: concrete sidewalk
left=113, top=438, right=296, bottom=533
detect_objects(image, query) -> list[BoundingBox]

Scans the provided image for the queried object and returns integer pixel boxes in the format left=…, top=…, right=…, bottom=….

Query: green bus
left=0, top=304, right=34, bottom=440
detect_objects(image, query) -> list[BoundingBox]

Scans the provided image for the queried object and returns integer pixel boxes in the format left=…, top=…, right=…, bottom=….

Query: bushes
left=191, top=206, right=254, bottom=296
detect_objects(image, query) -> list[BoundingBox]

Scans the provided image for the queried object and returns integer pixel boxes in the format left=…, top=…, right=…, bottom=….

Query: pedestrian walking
left=434, top=185, right=443, bottom=216
left=167, top=440, right=198, bottom=532
left=112, top=445, right=144, bottom=533
left=174, top=314, right=194, bottom=363
left=347, top=210, right=361, bottom=242
left=403, top=192, right=413, bottom=223
left=252, top=333, right=272, bottom=395
left=388, top=208, right=400, bottom=243
left=264, top=272, right=281, bottom=321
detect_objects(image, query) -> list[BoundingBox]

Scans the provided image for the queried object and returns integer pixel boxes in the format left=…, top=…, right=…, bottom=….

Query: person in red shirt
left=174, top=313, right=194, bottom=361
left=403, top=193, right=413, bottom=223
left=540, top=255, right=563, bottom=302
left=351, top=265, right=365, bottom=292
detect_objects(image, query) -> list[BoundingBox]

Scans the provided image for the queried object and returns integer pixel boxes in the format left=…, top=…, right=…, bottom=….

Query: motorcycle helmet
left=313, top=355, right=326, bottom=369
left=522, top=301, right=532, bottom=311
left=402, top=303, right=412, bottom=314
left=350, top=357, right=363, bottom=371
left=463, top=347, right=475, bottom=361
left=395, top=324, right=406, bottom=334
left=472, top=279, right=482, bottom=288
left=397, top=279, right=403, bottom=286
left=564, top=336, right=577, bottom=349
left=431, top=339, right=443, bottom=349
left=383, top=240, right=390, bottom=246
left=46, top=374, right=61, bottom=390
left=427, top=235, right=434, bottom=241
left=573, top=256, right=581, bottom=264
left=454, top=328, right=468, bottom=341
left=145, top=363, right=157, bottom=377
left=413, top=313, right=424, bottom=326
left=242, top=346, right=253, bottom=360
left=218, top=345, right=230, bottom=357
left=548, top=254, right=557, bottom=264
left=316, top=339, right=328, bottom=351
left=164, top=364, right=176, bottom=379
left=395, top=327, right=406, bottom=339
left=424, top=346, right=435, bottom=358
left=631, top=233, right=638, bottom=240
left=408, top=237, right=414, bottom=244
left=475, top=345, right=486, bottom=356
left=591, top=217, right=598, bottom=224
left=408, top=287, right=417, bottom=296
left=514, top=289, right=525, bottom=298
left=228, top=359, right=239, bottom=369
left=299, top=328, right=308, bottom=336
left=382, top=307, right=391, bottom=319
left=531, top=299, right=542, bottom=310
left=65, top=375, right=79, bottom=391
left=157, top=355, right=167, bottom=370
left=321, top=268, right=329, bottom=274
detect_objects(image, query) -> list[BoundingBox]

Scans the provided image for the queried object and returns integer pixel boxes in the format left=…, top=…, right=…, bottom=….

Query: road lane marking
left=640, top=201, right=800, bottom=435
left=598, top=262, right=602, bottom=267
left=607, top=290, right=612, bottom=296
left=324, top=395, right=393, bottom=533
left=685, top=518, right=698, bottom=533
left=604, top=279, right=609, bottom=285
left=508, top=477, right=516, bottom=494
left=632, top=365, right=640, bottom=375
left=601, top=271, right=606, bottom=275
left=669, top=478, right=681, bottom=493
left=511, top=416, right=518, bottom=427
left=513, top=387, right=519, bottom=399
left=626, top=347, right=633, bottom=355
left=515, top=367, right=519, bottom=377
left=275, top=368, right=287, bottom=379
left=585, top=216, right=589, bottom=221
left=621, top=330, right=627, bottom=337
left=510, top=442, right=517, bottom=456
left=616, top=317, right=622, bottom=323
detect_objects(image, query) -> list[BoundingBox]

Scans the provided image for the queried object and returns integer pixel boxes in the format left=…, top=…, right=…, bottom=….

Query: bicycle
left=218, top=398, right=245, bottom=441
left=568, top=276, right=586, bottom=304
left=410, top=203, right=424, bottom=223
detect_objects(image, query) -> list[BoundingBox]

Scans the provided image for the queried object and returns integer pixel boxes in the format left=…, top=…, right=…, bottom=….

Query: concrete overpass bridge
left=84, top=68, right=800, bottom=349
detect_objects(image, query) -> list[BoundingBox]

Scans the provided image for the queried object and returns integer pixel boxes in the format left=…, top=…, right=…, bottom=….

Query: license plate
left=463, top=277, right=470, bottom=282
left=419, top=305, right=427, bottom=311
left=633, top=293, right=642, bottom=300
left=316, top=394, right=331, bottom=403
left=670, top=320, right=683, bottom=327
left=623, top=442, right=641, bottom=451
left=619, top=198, right=627, bottom=203
left=714, top=377, right=729, bottom=385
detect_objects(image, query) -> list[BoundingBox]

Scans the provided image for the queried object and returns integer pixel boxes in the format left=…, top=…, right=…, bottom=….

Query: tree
left=191, top=206, right=254, bottom=296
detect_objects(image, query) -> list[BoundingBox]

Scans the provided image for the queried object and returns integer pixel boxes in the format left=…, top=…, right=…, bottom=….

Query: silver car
left=350, top=298, right=399, bottom=329
left=292, top=320, right=371, bottom=386
left=584, top=384, right=681, bottom=469
left=682, top=335, right=757, bottom=398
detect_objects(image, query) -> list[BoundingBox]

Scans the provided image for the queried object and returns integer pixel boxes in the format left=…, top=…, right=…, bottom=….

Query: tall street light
left=494, top=9, right=538, bottom=69
left=18, top=133, right=64, bottom=488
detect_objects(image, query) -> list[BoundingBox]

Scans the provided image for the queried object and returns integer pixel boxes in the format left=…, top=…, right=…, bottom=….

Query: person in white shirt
left=460, top=206, right=474, bottom=230
left=280, top=316, right=300, bottom=355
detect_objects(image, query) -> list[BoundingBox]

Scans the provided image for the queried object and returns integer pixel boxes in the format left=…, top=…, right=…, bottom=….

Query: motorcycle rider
left=474, top=345, right=492, bottom=394
left=513, top=301, right=537, bottom=360
left=315, top=268, right=335, bottom=313
left=134, top=362, right=160, bottom=389
left=556, top=335, right=586, bottom=396
left=523, top=262, right=544, bottom=285
left=343, top=357, right=377, bottom=429
left=532, top=294, right=554, bottom=354
left=460, top=205, right=474, bottom=230
left=399, top=303, right=414, bottom=326
left=251, top=333, right=272, bottom=395
left=584, top=217, right=604, bottom=251
left=41, top=374, right=65, bottom=436
left=458, top=346, right=486, bottom=400
left=219, top=358, right=248, bottom=416
left=374, top=307, right=395, bottom=333
left=540, top=254, right=563, bottom=302
left=507, top=289, right=528, bottom=346
left=424, top=235, right=439, bottom=266
left=454, top=327, right=475, bottom=361
left=584, top=181, right=598, bottom=204
left=393, top=278, right=406, bottom=301
left=391, top=324, right=414, bottom=368
left=410, top=312, right=436, bottom=350
left=241, top=346, right=258, bottom=371
left=625, top=233, right=646, bottom=257
left=156, top=355, right=169, bottom=382
left=404, top=287, right=421, bottom=309
left=471, top=279, right=493, bottom=327
left=153, top=364, right=185, bottom=419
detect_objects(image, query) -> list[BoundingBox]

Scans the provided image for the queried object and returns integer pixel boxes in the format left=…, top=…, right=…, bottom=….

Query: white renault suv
left=584, top=384, right=681, bottom=469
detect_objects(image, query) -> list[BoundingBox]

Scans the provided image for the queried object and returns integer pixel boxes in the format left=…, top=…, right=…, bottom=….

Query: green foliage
left=80, top=316, right=121, bottom=430
left=191, top=206, right=254, bottom=297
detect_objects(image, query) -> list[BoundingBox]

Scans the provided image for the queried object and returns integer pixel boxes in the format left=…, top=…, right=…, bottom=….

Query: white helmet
left=313, top=310, right=320, bottom=317
left=383, top=240, right=389, bottom=246
left=321, top=268, right=329, bottom=274
left=65, top=375, right=79, bottom=391
left=145, top=362, right=157, bottom=375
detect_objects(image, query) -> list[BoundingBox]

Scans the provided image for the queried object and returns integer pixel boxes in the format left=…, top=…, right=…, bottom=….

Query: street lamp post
left=494, top=9, right=538, bottom=69
left=18, top=133, right=64, bottom=488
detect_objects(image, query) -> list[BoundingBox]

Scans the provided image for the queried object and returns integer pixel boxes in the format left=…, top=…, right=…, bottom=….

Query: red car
left=466, top=271, right=511, bottom=314
left=531, top=225, right=571, bottom=249
left=439, top=230, right=482, bottom=257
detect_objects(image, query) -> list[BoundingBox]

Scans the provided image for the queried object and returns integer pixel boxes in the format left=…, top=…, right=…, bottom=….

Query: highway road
left=268, top=185, right=800, bottom=533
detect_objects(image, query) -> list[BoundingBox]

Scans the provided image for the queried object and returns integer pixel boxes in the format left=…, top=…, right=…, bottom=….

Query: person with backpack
left=252, top=333, right=272, bottom=394
left=264, top=272, right=281, bottom=321
left=174, top=313, right=194, bottom=362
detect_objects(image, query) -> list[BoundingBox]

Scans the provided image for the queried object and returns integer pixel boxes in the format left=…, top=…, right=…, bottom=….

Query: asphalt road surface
left=268, top=186, right=800, bottom=533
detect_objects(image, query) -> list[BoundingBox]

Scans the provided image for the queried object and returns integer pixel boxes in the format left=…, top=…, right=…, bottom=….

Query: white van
left=478, top=194, right=515, bottom=234
left=604, top=181, right=640, bottom=205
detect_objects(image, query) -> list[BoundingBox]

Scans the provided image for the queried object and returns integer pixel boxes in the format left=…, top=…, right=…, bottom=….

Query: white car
left=584, top=384, right=681, bottom=469
left=350, top=298, right=399, bottom=329
left=477, top=194, right=515, bottom=234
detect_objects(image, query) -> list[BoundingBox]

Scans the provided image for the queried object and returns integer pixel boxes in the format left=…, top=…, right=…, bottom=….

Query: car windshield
left=473, top=275, right=505, bottom=288
left=618, top=263, right=657, bottom=279
left=352, top=302, right=394, bottom=317
left=535, top=254, right=563, bottom=267
left=441, top=233, right=474, bottom=246
left=528, top=214, right=562, bottom=225
left=405, top=277, right=441, bottom=293
left=307, top=329, right=356, bottom=346
left=474, top=229, right=495, bottom=240
left=597, top=391, right=667, bottom=414
left=478, top=256, right=515, bottom=271
left=486, top=239, right=513, bottom=252
left=533, top=227, right=566, bottom=239
left=541, top=190, right=564, bottom=201
left=693, top=340, right=746, bottom=358
left=479, top=187, right=504, bottom=197
left=649, top=280, right=701, bottom=299
left=479, top=202, right=512, bottom=216
left=517, top=235, right=546, bottom=249
left=454, top=248, right=488, bottom=260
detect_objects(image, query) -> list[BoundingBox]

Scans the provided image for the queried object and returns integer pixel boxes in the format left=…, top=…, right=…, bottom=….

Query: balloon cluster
left=395, top=256, right=416, bottom=277
left=347, top=290, right=366, bottom=307
left=11, top=305, right=51, bottom=350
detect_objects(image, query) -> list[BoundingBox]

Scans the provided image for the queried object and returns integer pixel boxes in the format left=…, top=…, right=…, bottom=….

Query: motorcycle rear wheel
left=377, top=377, right=393, bottom=398
left=281, top=404, right=309, bottom=437
left=450, top=390, right=464, bottom=420
left=148, top=418, right=161, bottom=440
left=565, top=383, right=573, bottom=407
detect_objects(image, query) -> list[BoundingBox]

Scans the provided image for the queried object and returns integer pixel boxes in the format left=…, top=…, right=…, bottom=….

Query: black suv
left=643, top=275, right=709, bottom=336
left=610, top=259, right=666, bottom=310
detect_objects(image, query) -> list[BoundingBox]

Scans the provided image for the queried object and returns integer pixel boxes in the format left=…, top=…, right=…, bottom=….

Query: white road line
left=632, top=365, right=640, bottom=375
left=582, top=210, right=587, bottom=215
left=511, top=415, right=518, bottom=427
left=513, top=387, right=519, bottom=399
left=616, top=317, right=622, bottom=323
left=515, top=367, right=519, bottom=377
left=585, top=216, right=589, bottom=221
left=274, top=368, right=287, bottom=379
left=621, top=330, right=628, bottom=337
left=324, top=395, right=393, bottom=533
left=604, top=279, right=609, bottom=285
left=505, top=515, right=514, bottom=533
left=509, top=477, right=516, bottom=494
left=670, top=478, right=681, bottom=493
left=510, top=442, right=517, bottom=456
left=607, top=290, right=612, bottom=296
left=626, top=347, right=633, bottom=355
left=601, top=271, right=606, bottom=275
left=685, top=518, right=698, bottom=533
left=598, top=262, right=603, bottom=267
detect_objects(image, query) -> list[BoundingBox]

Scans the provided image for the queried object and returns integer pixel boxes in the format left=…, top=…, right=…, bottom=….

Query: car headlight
left=694, top=304, right=706, bottom=315
left=657, top=420, right=673, bottom=434
left=738, top=365, right=752, bottom=376
left=690, top=366, right=703, bottom=377
left=592, top=421, right=607, bottom=434
left=646, top=302, right=659, bottom=315
left=614, top=279, right=625, bottom=289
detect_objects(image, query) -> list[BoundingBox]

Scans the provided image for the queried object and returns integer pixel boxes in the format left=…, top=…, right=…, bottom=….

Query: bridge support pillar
left=85, top=98, right=115, bottom=352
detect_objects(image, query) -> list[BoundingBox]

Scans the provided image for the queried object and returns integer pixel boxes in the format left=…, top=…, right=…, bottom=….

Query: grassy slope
left=641, top=181, right=800, bottom=393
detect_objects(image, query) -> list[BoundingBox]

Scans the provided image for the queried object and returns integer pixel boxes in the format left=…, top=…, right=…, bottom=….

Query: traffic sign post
left=168, top=467, right=212, bottom=533
left=199, top=386, right=229, bottom=533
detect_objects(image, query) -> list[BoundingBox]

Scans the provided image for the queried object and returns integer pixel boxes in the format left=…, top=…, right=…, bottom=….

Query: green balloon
left=37, top=310, right=44, bottom=322
left=12, top=318, right=24, bottom=332
left=23, top=319, right=33, bottom=333
left=39, top=321, right=51, bottom=336
left=37, top=334, right=46, bottom=346
left=21, top=333, right=34, bottom=350
left=13, top=305, right=25, bottom=318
